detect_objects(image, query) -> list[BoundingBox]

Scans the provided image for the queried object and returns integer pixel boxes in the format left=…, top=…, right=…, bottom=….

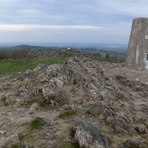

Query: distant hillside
left=0, top=44, right=127, bottom=62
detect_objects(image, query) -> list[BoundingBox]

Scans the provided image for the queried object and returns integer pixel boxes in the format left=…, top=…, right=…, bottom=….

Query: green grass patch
left=30, top=117, right=46, bottom=130
left=0, top=56, right=65, bottom=75
left=0, top=96, right=8, bottom=106
left=59, top=108, right=78, bottom=118
left=11, top=143, right=26, bottom=148
left=61, top=144, right=75, bottom=148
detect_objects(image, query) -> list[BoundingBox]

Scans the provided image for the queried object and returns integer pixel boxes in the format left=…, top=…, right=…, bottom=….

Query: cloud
left=95, top=0, right=148, bottom=17
left=0, top=0, right=147, bottom=43
left=1, top=0, right=147, bottom=25
left=0, top=24, right=104, bottom=31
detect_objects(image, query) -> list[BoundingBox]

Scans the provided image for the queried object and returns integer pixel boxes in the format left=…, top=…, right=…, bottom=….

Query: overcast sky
left=0, top=0, right=147, bottom=44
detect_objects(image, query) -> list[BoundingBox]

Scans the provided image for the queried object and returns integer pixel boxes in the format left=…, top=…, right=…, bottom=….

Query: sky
left=0, top=0, right=148, bottom=44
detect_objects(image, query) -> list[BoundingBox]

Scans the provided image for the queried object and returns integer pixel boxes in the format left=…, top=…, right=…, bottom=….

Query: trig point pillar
left=125, top=17, right=148, bottom=70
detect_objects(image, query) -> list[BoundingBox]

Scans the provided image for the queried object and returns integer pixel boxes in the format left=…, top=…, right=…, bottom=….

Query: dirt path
left=108, top=67, right=148, bottom=84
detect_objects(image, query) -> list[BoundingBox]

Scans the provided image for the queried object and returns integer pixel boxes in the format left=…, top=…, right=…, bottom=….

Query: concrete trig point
left=126, top=17, right=148, bottom=70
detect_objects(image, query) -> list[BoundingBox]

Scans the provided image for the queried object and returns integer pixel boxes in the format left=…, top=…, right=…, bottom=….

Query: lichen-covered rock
left=17, top=91, right=31, bottom=103
left=42, top=85, right=55, bottom=100
left=29, top=102, right=39, bottom=110
left=73, top=122, right=110, bottom=148
left=53, top=78, right=64, bottom=88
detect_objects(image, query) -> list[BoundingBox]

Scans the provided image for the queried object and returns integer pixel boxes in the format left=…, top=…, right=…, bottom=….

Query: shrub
left=10, top=49, right=30, bottom=60
left=0, top=50, right=9, bottom=60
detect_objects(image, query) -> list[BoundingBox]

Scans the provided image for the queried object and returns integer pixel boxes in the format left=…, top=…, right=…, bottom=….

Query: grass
left=61, top=144, right=75, bottom=148
left=11, top=143, right=26, bottom=148
left=30, top=117, right=46, bottom=130
left=59, top=108, right=78, bottom=118
left=0, top=96, right=8, bottom=106
left=86, top=107, right=101, bottom=117
left=0, top=56, right=65, bottom=75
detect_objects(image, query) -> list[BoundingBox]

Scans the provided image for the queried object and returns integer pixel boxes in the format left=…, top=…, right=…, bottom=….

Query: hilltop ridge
left=0, top=54, right=147, bottom=147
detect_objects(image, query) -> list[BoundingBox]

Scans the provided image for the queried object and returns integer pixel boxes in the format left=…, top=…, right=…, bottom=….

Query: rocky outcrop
left=73, top=122, right=110, bottom=148
left=0, top=56, right=147, bottom=147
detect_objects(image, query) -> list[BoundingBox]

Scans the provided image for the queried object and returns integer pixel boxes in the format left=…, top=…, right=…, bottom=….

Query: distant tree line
left=0, top=49, right=31, bottom=61
left=0, top=47, right=125, bottom=63
left=85, top=52, right=125, bottom=63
